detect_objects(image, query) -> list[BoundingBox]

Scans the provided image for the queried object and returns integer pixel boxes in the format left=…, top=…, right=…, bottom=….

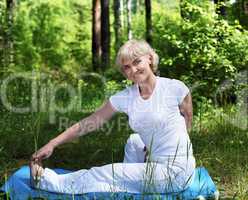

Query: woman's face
left=121, top=54, right=154, bottom=84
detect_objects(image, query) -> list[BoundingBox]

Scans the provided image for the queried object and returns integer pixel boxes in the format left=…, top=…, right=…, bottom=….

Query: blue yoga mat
left=1, top=166, right=218, bottom=200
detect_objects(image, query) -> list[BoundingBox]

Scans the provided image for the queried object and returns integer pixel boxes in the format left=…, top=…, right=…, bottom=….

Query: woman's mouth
left=135, top=71, right=143, bottom=76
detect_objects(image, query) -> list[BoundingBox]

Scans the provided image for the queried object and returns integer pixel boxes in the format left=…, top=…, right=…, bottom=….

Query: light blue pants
left=37, top=134, right=195, bottom=194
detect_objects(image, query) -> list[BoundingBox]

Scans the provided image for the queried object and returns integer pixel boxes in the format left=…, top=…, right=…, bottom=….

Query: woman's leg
left=35, top=162, right=188, bottom=194
left=123, top=134, right=146, bottom=163
left=30, top=133, right=194, bottom=194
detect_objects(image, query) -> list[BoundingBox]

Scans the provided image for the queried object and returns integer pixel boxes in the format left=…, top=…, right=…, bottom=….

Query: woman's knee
left=126, top=134, right=144, bottom=149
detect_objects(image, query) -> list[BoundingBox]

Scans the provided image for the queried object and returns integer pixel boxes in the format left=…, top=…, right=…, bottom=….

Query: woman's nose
left=130, top=66, right=138, bottom=74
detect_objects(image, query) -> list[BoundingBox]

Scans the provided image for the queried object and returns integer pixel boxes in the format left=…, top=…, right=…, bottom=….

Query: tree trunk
left=4, top=0, right=15, bottom=67
left=92, top=0, right=101, bottom=72
left=145, top=0, right=152, bottom=44
left=244, top=0, right=248, bottom=15
left=101, top=0, right=110, bottom=71
left=239, top=0, right=248, bottom=28
left=0, top=2, right=5, bottom=68
left=127, top=0, right=132, bottom=40
left=120, top=0, right=124, bottom=29
left=113, top=0, right=121, bottom=54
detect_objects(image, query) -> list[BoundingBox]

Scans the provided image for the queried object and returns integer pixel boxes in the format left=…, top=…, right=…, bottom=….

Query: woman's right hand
left=31, top=141, right=55, bottom=161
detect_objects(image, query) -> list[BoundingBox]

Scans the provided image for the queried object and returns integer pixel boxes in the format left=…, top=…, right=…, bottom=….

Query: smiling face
left=116, top=40, right=159, bottom=83
left=121, top=54, right=154, bottom=84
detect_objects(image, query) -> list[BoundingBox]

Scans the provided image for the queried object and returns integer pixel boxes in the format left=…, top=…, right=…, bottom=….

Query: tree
left=245, top=0, right=248, bottom=14
left=92, top=0, right=101, bottom=72
left=113, top=0, right=121, bottom=54
left=4, top=0, right=15, bottom=67
left=120, top=0, right=124, bottom=28
left=101, top=0, right=110, bottom=71
left=0, top=2, right=5, bottom=69
left=232, top=0, right=248, bottom=28
left=145, top=0, right=152, bottom=44
left=127, top=0, right=132, bottom=40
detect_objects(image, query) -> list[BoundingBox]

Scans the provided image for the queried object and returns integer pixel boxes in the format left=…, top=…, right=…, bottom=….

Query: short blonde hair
left=116, top=39, right=159, bottom=74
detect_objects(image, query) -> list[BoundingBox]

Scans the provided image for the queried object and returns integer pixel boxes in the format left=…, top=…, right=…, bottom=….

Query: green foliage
left=152, top=1, right=248, bottom=100
left=10, top=0, right=91, bottom=74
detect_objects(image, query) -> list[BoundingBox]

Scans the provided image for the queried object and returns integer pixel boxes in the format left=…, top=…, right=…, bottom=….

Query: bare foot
left=30, top=159, right=44, bottom=188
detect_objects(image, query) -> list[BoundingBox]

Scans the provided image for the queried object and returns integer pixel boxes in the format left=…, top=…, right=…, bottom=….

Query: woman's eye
left=133, top=60, right=141, bottom=65
left=123, top=65, right=130, bottom=70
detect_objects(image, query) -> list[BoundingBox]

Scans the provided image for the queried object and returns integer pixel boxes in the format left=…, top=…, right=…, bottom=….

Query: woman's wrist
left=49, top=139, right=59, bottom=149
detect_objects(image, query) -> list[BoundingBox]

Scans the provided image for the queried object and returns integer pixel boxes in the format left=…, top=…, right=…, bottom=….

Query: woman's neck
left=138, top=74, right=157, bottom=96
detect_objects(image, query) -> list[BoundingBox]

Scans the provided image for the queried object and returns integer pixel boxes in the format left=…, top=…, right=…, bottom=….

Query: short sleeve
left=171, top=79, right=190, bottom=105
left=109, top=88, right=130, bottom=113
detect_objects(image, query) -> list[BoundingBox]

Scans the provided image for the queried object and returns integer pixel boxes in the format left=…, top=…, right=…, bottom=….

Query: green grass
left=191, top=104, right=248, bottom=199
left=0, top=103, right=247, bottom=199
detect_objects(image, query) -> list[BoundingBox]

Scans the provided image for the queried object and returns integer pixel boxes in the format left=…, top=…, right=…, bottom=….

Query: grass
left=191, top=104, right=248, bottom=199
left=0, top=102, right=247, bottom=199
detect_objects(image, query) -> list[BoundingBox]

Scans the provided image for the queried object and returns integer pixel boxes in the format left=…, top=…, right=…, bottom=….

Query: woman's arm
left=179, top=93, right=193, bottom=133
left=31, top=100, right=117, bottom=161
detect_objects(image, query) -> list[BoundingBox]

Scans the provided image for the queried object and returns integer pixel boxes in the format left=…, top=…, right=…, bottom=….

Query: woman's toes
left=30, top=160, right=44, bottom=187
left=37, top=164, right=44, bottom=177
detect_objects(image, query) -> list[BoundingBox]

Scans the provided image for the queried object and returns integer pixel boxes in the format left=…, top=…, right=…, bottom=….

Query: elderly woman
left=30, top=39, right=196, bottom=194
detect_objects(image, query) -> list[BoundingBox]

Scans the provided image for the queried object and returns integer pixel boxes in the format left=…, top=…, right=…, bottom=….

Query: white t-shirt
left=109, top=76, right=193, bottom=161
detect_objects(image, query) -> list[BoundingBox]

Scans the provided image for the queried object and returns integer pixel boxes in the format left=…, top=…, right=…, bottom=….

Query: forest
left=0, top=0, right=248, bottom=199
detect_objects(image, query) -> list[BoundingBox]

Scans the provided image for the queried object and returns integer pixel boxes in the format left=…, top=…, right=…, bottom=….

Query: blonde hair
left=116, top=39, right=159, bottom=74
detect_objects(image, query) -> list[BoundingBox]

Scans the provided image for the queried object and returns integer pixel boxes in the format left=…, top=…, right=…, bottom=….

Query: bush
left=152, top=1, right=248, bottom=102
